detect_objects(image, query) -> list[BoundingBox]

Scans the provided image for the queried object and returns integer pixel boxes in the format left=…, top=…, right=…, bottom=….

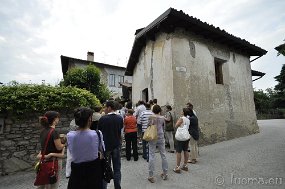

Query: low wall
left=0, top=111, right=73, bottom=175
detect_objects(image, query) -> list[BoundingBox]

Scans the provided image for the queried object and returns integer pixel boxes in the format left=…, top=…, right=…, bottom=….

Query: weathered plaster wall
left=132, top=28, right=259, bottom=145
left=132, top=33, right=174, bottom=106
left=171, top=29, right=259, bottom=144
left=132, top=42, right=152, bottom=102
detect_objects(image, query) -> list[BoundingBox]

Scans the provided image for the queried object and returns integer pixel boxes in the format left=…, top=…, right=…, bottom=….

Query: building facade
left=126, top=8, right=267, bottom=144
left=61, top=52, right=132, bottom=99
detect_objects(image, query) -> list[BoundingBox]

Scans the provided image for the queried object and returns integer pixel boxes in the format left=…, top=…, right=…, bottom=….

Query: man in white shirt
left=139, top=103, right=153, bottom=161
left=134, top=100, right=146, bottom=139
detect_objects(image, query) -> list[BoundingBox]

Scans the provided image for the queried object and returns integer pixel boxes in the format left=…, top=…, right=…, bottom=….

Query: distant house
left=61, top=52, right=132, bottom=99
left=125, top=8, right=267, bottom=144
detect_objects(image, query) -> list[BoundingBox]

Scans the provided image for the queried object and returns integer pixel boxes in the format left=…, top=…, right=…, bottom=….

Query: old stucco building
left=61, top=52, right=132, bottom=99
left=125, top=8, right=267, bottom=144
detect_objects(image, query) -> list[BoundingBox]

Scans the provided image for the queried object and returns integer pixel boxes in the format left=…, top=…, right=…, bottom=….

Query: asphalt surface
left=1, top=119, right=284, bottom=189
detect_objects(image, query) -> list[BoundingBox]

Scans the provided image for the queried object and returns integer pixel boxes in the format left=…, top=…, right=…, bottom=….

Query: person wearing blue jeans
left=137, top=123, right=142, bottom=139
left=139, top=103, right=153, bottom=161
left=103, top=146, right=121, bottom=189
left=98, top=101, right=124, bottom=189
left=142, top=137, right=149, bottom=161
left=134, top=101, right=146, bottom=140
left=147, top=105, right=168, bottom=183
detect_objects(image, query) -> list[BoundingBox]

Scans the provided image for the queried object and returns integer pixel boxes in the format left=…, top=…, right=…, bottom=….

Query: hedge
left=0, top=84, right=101, bottom=114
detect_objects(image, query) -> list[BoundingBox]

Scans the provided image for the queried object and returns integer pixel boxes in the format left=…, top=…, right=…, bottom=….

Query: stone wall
left=0, top=111, right=73, bottom=175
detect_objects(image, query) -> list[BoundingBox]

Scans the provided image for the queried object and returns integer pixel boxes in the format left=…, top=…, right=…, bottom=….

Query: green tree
left=274, top=64, right=285, bottom=93
left=275, top=43, right=285, bottom=56
left=0, top=84, right=101, bottom=114
left=253, top=89, right=271, bottom=113
left=272, top=64, right=285, bottom=108
left=273, top=42, right=285, bottom=108
left=61, top=64, right=111, bottom=102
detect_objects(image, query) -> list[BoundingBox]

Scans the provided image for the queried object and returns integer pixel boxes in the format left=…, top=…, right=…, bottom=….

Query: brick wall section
left=0, top=111, right=74, bottom=175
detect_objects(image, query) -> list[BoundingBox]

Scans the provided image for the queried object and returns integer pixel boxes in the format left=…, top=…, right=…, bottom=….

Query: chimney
left=87, top=51, right=94, bottom=62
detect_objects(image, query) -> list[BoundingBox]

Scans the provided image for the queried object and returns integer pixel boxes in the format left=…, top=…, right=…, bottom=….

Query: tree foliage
left=254, top=88, right=284, bottom=119
left=253, top=89, right=271, bottom=112
left=274, top=64, right=285, bottom=93
left=272, top=65, right=285, bottom=108
left=254, top=43, right=285, bottom=116
left=0, top=83, right=101, bottom=114
left=61, top=64, right=111, bottom=103
left=275, top=43, right=285, bottom=56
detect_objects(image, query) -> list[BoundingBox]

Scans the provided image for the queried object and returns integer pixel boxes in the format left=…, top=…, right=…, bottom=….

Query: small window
left=214, top=59, right=224, bottom=84
left=118, top=75, right=124, bottom=84
left=109, top=74, right=115, bottom=86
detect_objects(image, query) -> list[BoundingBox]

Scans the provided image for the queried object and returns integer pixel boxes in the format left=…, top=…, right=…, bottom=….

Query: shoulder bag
left=96, top=130, right=114, bottom=183
left=143, top=117, right=158, bottom=141
left=34, top=128, right=59, bottom=186
left=175, top=117, right=190, bottom=141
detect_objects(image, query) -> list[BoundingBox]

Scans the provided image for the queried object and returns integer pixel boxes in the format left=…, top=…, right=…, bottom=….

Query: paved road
left=1, top=119, right=284, bottom=189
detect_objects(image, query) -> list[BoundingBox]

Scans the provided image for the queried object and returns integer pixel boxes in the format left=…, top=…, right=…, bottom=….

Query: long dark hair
left=183, top=108, right=190, bottom=117
left=39, top=111, right=60, bottom=128
left=166, top=105, right=172, bottom=111
left=152, top=105, right=161, bottom=114
left=74, top=107, right=94, bottom=128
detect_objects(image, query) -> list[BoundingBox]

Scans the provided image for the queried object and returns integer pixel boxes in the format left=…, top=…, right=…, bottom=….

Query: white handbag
left=175, top=124, right=190, bottom=141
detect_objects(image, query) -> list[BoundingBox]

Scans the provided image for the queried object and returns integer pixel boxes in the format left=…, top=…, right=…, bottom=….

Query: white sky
left=0, top=0, right=284, bottom=90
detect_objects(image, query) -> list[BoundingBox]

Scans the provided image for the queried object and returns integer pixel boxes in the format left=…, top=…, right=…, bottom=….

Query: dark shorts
left=176, top=140, right=189, bottom=153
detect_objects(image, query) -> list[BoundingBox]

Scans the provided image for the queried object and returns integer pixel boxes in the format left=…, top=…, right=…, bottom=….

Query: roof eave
left=251, top=70, right=265, bottom=77
left=125, top=8, right=267, bottom=76
left=61, top=55, right=127, bottom=76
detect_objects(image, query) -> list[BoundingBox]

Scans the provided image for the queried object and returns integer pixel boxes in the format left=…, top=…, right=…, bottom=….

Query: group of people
left=35, top=99, right=200, bottom=188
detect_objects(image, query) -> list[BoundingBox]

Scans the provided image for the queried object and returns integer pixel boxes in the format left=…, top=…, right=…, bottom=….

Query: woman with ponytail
left=67, top=107, right=105, bottom=189
left=36, top=111, right=65, bottom=189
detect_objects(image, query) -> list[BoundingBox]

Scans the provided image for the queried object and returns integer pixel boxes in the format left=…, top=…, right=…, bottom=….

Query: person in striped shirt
left=139, top=103, right=153, bottom=161
left=134, top=100, right=146, bottom=139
